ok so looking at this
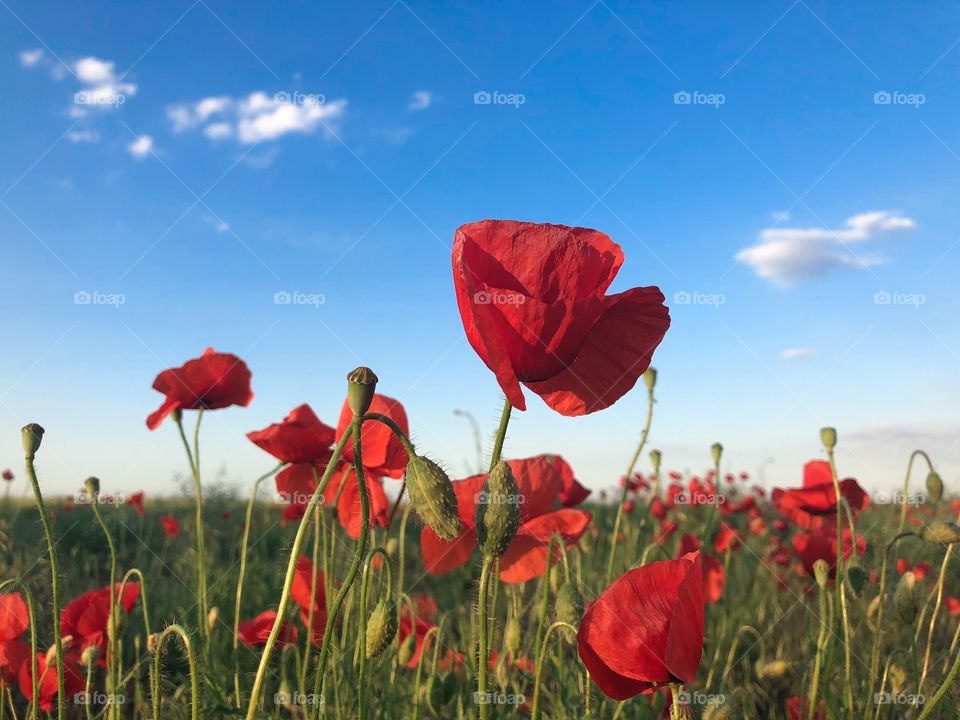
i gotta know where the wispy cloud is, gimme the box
[781,347,815,360]
[19,48,44,67]
[408,90,432,110]
[737,211,916,285]
[67,129,100,144]
[127,134,154,159]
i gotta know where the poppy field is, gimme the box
[3,220,960,720]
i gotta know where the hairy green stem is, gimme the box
[151,625,198,720]
[531,621,577,720]
[358,547,391,719]
[175,410,209,652]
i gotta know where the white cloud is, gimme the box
[127,135,154,159]
[74,57,114,83]
[70,56,136,113]
[737,211,916,285]
[781,347,815,360]
[408,90,432,110]
[19,49,44,67]
[167,91,346,144]
[66,129,100,143]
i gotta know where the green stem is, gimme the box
[530,622,577,720]
[358,547,392,720]
[488,399,512,470]
[476,555,494,720]
[87,488,119,720]
[23,456,64,720]
[807,579,829,720]
[605,386,654,583]
[151,625,198,720]
[867,531,915,705]
[899,450,933,533]
[175,410,208,651]
[918,544,954,696]
[826,448,853,719]
[918,631,960,720]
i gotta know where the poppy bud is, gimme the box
[21,423,45,460]
[81,645,100,668]
[171,407,183,424]
[147,633,160,654]
[894,571,919,624]
[711,443,723,464]
[346,366,378,417]
[475,461,521,558]
[365,599,397,659]
[649,449,662,471]
[926,471,944,502]
[503,616,521,657]
[643,367,657,391]
[813,559,830,588]
[554,581,584,629]
[845,558,868,595]
[84,476,100,500]
[404,455,460,541]
[919,521,960,546]
[207,607,219,634]
[428,672,456,707]
[820,427,837,450]
[756,659,791,681]
[398,631,416,666]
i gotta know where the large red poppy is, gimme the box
[791,526,866,578]
[335,394,409,479]
[247,404,336,467]
[19,652,84,711]
[786,696,826,720]
[291,558,328,646]
[452,220,670,416]
[146,347,253,429]
[0,592,29,686]
[679,534,724,604]
[577,552,704,700]
[772,461,869,530]
[552,455,591,507]
[60,583,140,660]
[238,610,298,647]
[420,455,592,583]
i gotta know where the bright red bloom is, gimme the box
[127,491,145,517]
[578,553,704,700]
[146,347,253,430]
[791,527,866,578]
[335,393,410,479]
[0,593,29,686]
[623,500,636,514]
[679,535,724,604]
[786,696,826,720]
[60,584,140,660]
[420,455,592,583]
[946,597,960,617]
[291,558,328,646]
[238,610,298,647]
[160,516,180,537]
[748,516,767,536]
[772,461,869,529]
[398,611,435,668]
[719,496,756,515]
[1,469,13,482]
[713,523,741,554]
[0,638,29,686]
[649,497,667,519]
[452,220,670,416]
[553,455,591,506]
[19,652,83,711]
[247,404,336,466]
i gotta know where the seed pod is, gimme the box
[820,427,837,450]
[405,455,460,541]
[84,476,100,500]
[365,599,397,659]
[554,581,584,628]
[475,461,521,558]
[649,449,662,472]
[920,521,960,546]
[503,616,520,657]
[813,559,830,588]
[398,631,415,666]
[894,571,919,624]
[346,366,378,416]
[888,663,908,694]
[926,471,944,502]
[21,423,45,459]
[643,367,657,391]
[711,443,723,464]
[845,557,868,595]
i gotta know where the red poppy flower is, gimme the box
[577,552,704,700]
[718,496,756,515]
[649,497,667,519]
[791,527,866,578]
[127,491,145,517]
[896,558,908,574]
[946,597,960,617]
[786,696,826,720]
[0,638,29,686]
[291,558,328,646]
[420,455,592,583]
[19,652,84,711]
[61,584,140,660]
[248,404,337,467]
[414,595,438,621]
[623,500,636,514]
[772,461,869,529]
[553,455,591,507]
[679,535,724,604]
[748,516,767,536]
[898,559,931,581]
[146,347,253,430]
[238,610,298,647]
[1,469,13,482]
[712,523,741,554]
[328,464,391,539]
[335,394,409,479]
[0,592,29,686]
[398,611,436,668]
[452,220,670,416]
[656,519,679,543]
[160,516,180,537]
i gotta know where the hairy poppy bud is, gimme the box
[475,461,521,558]
[346,366,378,416]
[920,521,960,546]
[926,471,944,502]
[820,427,837,450]
[503,616,521,657]
[649,449,662,471]
[554,581,584,628]
[894,571,919,624]
[711,443,723,464]
[643,367,657,391]
[845,557,868,595]
[207,607,219,634]
[84,476,100,500]
[756,659,790,681]
[21,423,45,460]
[672,697,695,719]
[398,631,416,666]
[365,599,397,659]
[813,559,830,588]
[404,455,460,541]
[81,645,100,668]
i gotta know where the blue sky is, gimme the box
[1,0,959,500]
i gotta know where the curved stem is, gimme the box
[233,463,283,707]
[606,386,654,583]
[530,621,577,720]
[720,625,765,686]
[175,410,208,652]
[0,579,39,720]
[899,450,933,533]
[918,630,960,720]
[243,427,353,720]
[534,535,564,670]
[867,531,916,704]
[919,544,954,695]
[151,625,198,720]
[23,456,64,720]
[411,625,441,720]
[807,578,829,720]
[87,490,119,720]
